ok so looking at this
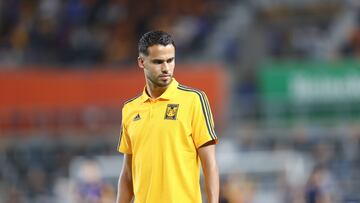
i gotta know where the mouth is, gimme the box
[159,75,171,79]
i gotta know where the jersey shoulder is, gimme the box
[176,83,207,99]
[123,93,142,110]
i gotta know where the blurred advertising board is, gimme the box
[259,60,360,121]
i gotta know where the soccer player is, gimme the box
[116,30,219,203]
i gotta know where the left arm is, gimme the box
[198,141,219,203]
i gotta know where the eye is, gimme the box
[152,60,164,64]
[167,58,174,63]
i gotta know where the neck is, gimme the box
[145,80,170,99]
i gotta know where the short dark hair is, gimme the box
[138,30,175,56]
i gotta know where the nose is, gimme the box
[161,62,169,73]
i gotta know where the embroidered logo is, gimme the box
[133,113,141,121]
[164,104,179,120]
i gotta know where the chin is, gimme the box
[158,80,171,87]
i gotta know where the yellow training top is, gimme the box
[118,78,218,203]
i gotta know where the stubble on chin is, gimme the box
[148,76,170,88]
[159,77,172,87]
[157,80,170,87]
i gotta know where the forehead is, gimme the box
[146,44,175,59]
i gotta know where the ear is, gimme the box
[138,56,145,69]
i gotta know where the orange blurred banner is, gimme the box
[0,65,226,111]
[0,65,227,131]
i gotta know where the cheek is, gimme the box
[170,64,175,72]
[146,65,159,75]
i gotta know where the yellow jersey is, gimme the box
[118,78,218,203]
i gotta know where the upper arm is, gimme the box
[121,154,132,179]
[198,142,217,169]
[117,154,133,203]
[198,142,219,203]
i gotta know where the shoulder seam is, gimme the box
[177,84,202,93]
[177,84,217,140]
[124,93,142,105]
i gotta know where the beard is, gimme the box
[148,74,172,88]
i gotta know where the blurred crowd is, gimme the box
[0,0,225,67]
[0,137,115,203]
[1,124,359,202]
[218,123,360,203]
[2,0,360,67]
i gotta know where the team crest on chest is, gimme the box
[164,104,179,120]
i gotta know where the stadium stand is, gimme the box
[1,0,360,202]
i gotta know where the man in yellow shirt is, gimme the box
[116,30,219,203]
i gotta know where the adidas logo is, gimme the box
[133,113,141,121]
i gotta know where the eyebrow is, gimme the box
[151,57,175,64]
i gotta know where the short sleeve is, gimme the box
[117,108,132,154]
[191,91,218,148]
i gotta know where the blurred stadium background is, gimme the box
[1,0,360,202]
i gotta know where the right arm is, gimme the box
[116,154,134,203]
